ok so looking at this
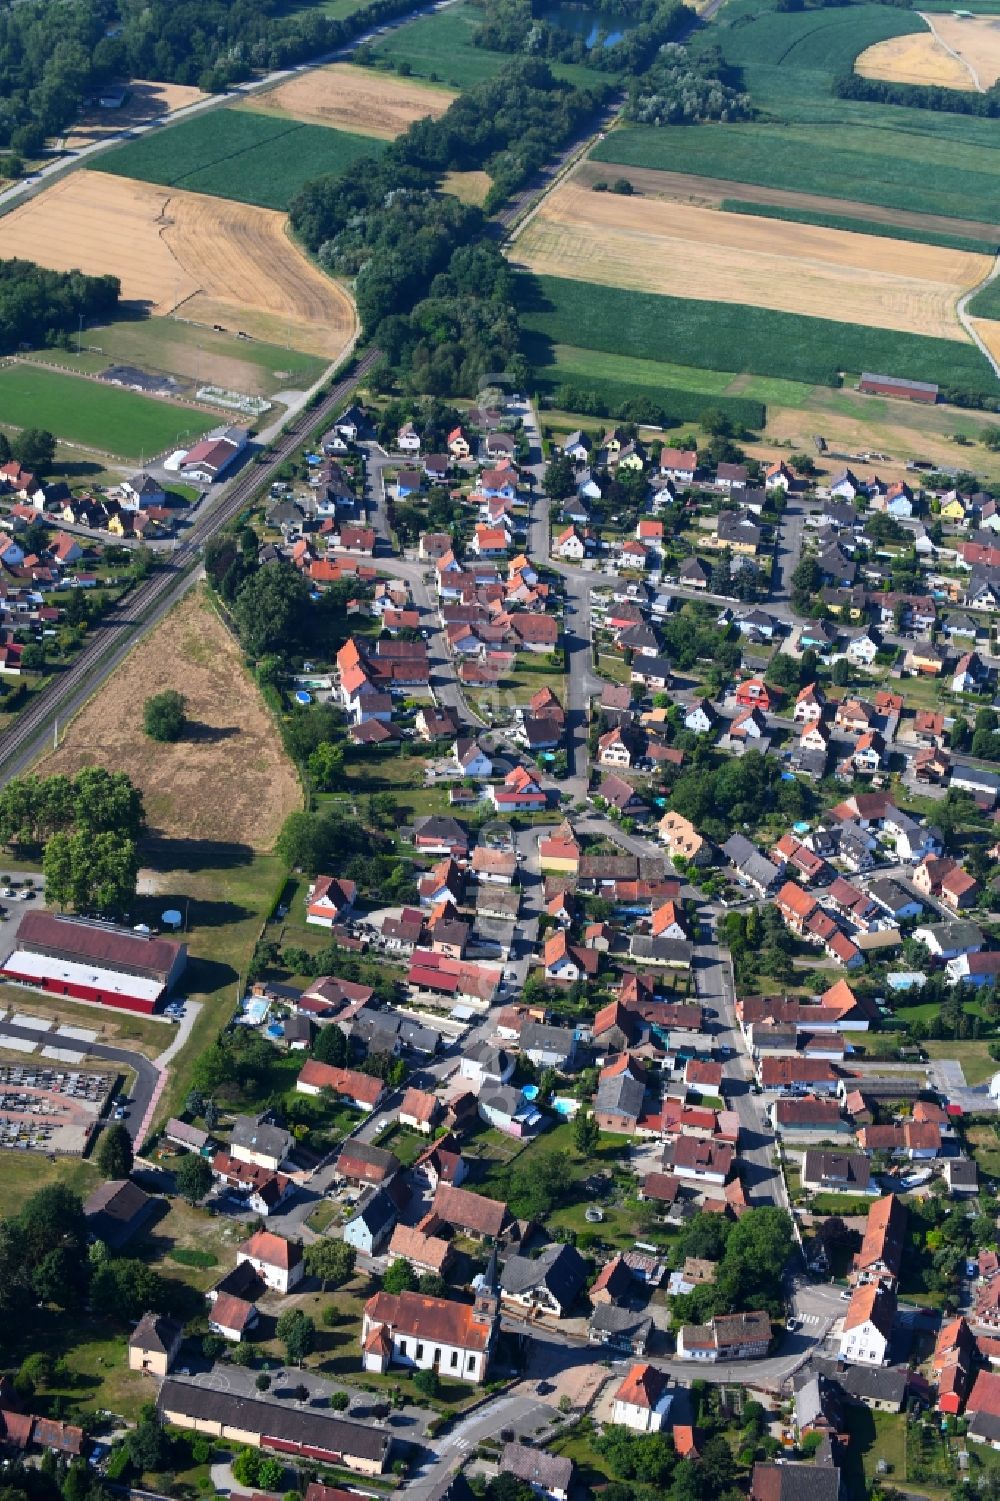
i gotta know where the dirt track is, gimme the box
[517,178,988,341]
[924,12,1000,89]
[573,159,1000,239]
[0,171,356,360]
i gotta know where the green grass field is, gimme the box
[0,363,215,458]
[593,119,1000,222]
[714,0,921,78]
[720,199,998,256]
[520,273,999,395]
[362,1,600,88]
[28,315,328,399]
[94,108,384,211]
[968,277,1000,321]
[523,333,769,426]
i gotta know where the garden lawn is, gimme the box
[94,108,385,211]
[363,1,599,88]
[924,1039,996,1085]
[520,273,998,394]
[0,363,214,459]
[966,1123,1000,1177]
[842,1407,908,1494]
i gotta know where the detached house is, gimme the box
[236,1231,304,1294]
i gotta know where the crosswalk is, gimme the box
[796,1313,824,1327]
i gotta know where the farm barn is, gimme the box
[859,372,939,403]
[0,911,187,1014]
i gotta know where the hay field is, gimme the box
[0,171,356,360]
[36,590,301,850]
[442,170,492,205]
[244,63,455,138]
[514,180,988,341]
[922,12,1000,87]
[855,28,975,87]
[63,80,206,151]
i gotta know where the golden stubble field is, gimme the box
[242,63,455,137]
[62,80,207,150]
[921,12,1000,89]
[0,171,356,360]
[513,179,990,341]
[35,590,301,850]
[855,27,974,88]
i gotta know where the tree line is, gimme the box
[835,68,1000,117]
[289,59,607,372]
[0,260,119,356]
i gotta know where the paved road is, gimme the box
[405,1392,555,1501]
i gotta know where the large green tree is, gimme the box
[95,1123,134,1180]
[232,563,310,659]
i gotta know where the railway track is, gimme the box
[0,347,382,784]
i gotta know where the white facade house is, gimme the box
[839,1284,894,1366]
[235,1230,304,1294]
[611,1363,673,1432]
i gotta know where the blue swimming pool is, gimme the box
[295,690,312,705]
[266,1022,285,1039]
[551,1097,577,1118]
[521,1084,539,1101]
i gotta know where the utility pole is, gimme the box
[77,314,84,356]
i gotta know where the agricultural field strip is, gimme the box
[519,272,998,392]
[0,172,356,362]
[514,180,988,341]
[92,106,384,212]
[592,119,1000,223]
[240,62,456,138]
[572,160,1000,244]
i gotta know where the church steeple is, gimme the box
[474,1246,499,1324]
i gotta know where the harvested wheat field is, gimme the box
[35,590,301,849]
[855,28,974,88]
[971,317,1000,367]
[0,171,356,360]
[920,12,1000,89]
[63,80,207,151]
[243,63,455,138]
[514,180,989,340]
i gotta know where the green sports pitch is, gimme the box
[0,364,215,460]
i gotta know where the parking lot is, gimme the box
[0,1062,114,1153]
